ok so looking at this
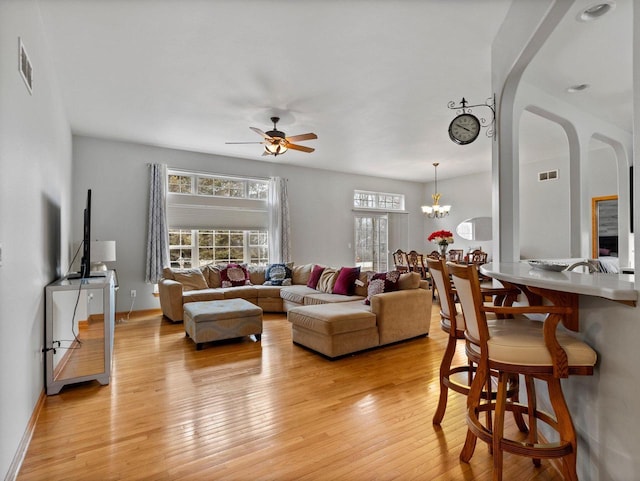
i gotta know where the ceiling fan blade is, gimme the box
[286,132,317,142]
[225,141,265,144]
[250,127,273,140]
[286,143,315,153]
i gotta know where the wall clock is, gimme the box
[448,113,481,145]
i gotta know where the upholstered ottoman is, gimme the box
[184,299,263,350]
[287,303,378,358]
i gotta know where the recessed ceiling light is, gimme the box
[577,1,615,22]
[567,84,590,93]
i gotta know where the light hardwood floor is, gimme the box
[18,305,563,481]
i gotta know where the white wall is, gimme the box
[72,135,427,312]
[0,1,72,478]
[519,153,571,259]
[423,171,493,256]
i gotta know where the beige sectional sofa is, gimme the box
[158,263,432,357]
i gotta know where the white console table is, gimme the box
[44,271,115,395]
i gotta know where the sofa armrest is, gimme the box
[158,279,184,322]
[370,288,432,345]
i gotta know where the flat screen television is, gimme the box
[79,189,92,279]
[68,189,92,279]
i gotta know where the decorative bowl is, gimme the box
[528,260,569,272]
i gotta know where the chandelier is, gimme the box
[421,162,451,218]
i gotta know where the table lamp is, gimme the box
[90,240,116,272]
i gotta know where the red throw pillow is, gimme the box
[220,263,251,287]
[307,264,326,289]
[333,266,361,295]
[364,270,400,305]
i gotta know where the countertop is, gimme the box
[480,262,637,304]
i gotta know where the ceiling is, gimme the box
[37,0,631,183]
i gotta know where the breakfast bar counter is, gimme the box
[481,262,637,306]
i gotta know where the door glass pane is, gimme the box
[354,214,388,272]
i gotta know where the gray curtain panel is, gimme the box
[145,163,170,283]
[268,177,291,263]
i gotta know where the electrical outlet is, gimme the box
[130,289,136,298]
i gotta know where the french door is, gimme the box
[354,213,388,272]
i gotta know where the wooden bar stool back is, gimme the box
[427,258,522,427]
[448,262,597,481]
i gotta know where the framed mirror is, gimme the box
[456,217,492,241]
[591,195,618,258]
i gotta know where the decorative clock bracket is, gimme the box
[447,95,496,140]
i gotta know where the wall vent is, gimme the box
[19,37,33,94]
[538,169,558,182]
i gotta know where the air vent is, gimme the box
[538,169,559,182]
[19,37,33,94]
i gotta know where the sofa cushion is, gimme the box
[254,284,283,298]
[304,293,366,305]
[182,288,225,303]
[264,263,293,286]
[201,264,222,288]
[354,270,371,297]
[398,271,421,290]
[220,263,251,287]
[292,263,313,285]
[247,265,266,285]
[163,267,175,280]
[333,266,361,296]
[317,268,339,293]
[306,264,325,289]
[288,304,376,336]
[364,270,401,305]
[280,285,318,304]
[219,286,258,300]
[172,268,209,291]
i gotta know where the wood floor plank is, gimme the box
[17,308,563,480]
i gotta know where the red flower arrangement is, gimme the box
[428,230,454,246]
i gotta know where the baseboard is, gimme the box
[115,308,162,321]
[4,389,46,481]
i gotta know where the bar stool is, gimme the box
[448,262,597,481]
[427,258,523,427]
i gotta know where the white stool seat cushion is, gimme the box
[468,321,597,367]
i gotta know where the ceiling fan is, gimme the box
[226,117,317,156]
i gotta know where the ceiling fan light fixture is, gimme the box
[577,1,615,22]
[265,142,288,156]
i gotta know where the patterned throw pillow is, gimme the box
[364,270,401,305]
[332,266,361,296]
[220,263,251,287]
[263,263,293,286]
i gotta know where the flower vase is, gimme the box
[439,243,448,258]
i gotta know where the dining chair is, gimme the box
[406,250,427,279]
[427,258,522,427]
[447,249,464,263]
[448,262,597,481]
[427,250,441,260]
[392,249,410,272]
[469,249,488,265]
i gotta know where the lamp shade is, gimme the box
[90,240,116,271]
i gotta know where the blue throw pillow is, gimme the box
[264,263,292,286]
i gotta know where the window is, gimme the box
[167,170,270,267]
[353,190,404,211]
[168,172,268,200]
[169,229,268,268]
